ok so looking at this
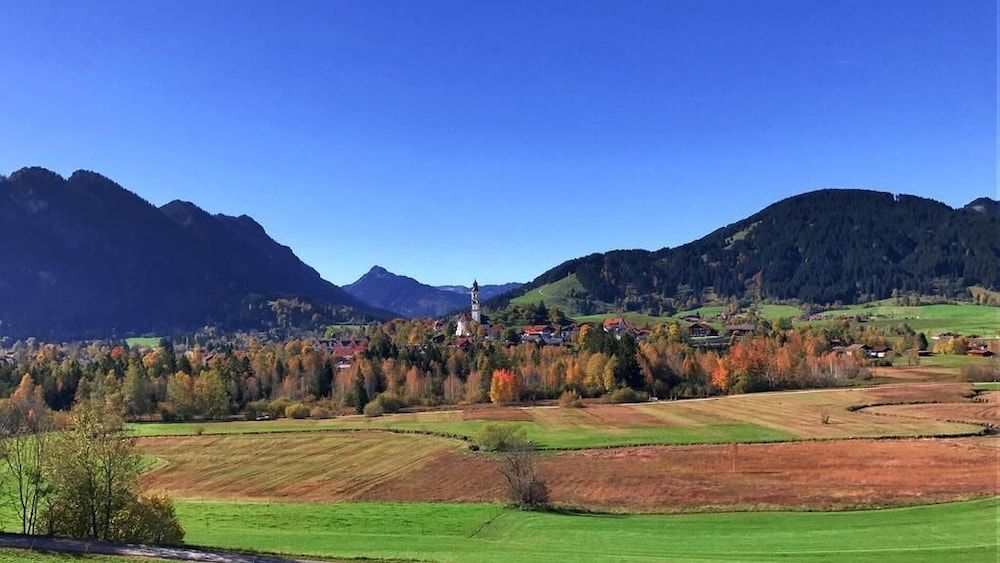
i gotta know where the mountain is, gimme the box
[499,189,1000,314]
[436,282,522,301]
[0,167,382,339]
[344,266,471,318]
[964,197,1000,216]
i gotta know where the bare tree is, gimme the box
[498,444,549,509]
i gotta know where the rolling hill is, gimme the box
[0,167,382,339]
[497,190,1000,315]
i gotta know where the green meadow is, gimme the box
[174,497,999,562]
[130,417,794,449]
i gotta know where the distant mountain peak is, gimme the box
[964,197,1000,216]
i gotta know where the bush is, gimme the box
[363,400,385,418]
[558,390,585,408]
[605,387,649,404]
[109,494,185,545]
[309,405,333,419]
[268,397,292,418]
[192,425,205,436]
[477,422,529,452]
[963,362,1000,382]
[244,399,271,420]
[373,392,406,413]
[499,448,549,510]
[285,403,310,419]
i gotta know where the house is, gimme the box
[523,325,554,338]
[726,323,754,338]
[682,314,702,323]
[688,321,718,338]
[867,346,893,359]
[968,349,995,358]
[603,317,629,334]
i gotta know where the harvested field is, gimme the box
[462,408,531,421]
[139,431,459,501]
[867,398,1000,428]
[139,432,999,512]
[132,383,987,448]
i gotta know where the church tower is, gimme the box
[471,280,481,323]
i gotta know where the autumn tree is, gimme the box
[0,374,53,534]
[489,369,519,405]
[43,400,184,543]
[193,370,230,420]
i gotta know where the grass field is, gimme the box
[509,274,586,311]
[124,336,162,348]
[131,384,985,447]
[974,382,1000,390]
[824,303,998,336]
[0,551,160,562]
[173,497,999,562]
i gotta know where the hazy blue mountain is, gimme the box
[0,167,382,339]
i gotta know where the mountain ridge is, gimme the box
[497,189,1000,314]
[0,167,383,339]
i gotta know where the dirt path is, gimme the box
[0,533,322,562]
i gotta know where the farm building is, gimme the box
[688,321,718,338]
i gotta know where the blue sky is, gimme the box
[0,0,995,286]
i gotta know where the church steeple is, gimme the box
[470,280,481,323]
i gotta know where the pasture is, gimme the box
[823,302,998,336]
[173,497,999,562]
[131,383,987,447]
[124,336,162,348]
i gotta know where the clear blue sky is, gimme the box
[1,0,995,286]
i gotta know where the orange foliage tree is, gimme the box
[489,368,519,405]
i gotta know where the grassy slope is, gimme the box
[176,498,999,562]
[825,303,998,336]
[509,274,586,312]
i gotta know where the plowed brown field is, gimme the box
[140,431,999,512]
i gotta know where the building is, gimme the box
[688,321,718,338]
[456,280,486,337]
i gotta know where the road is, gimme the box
[0,533,323,562]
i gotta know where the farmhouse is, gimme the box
[726,323,754,338]
[603,317,629,335]
[688,321,718,338]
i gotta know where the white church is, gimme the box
[455,280,484,337]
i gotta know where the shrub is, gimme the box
[963,362,1000,382]
[192,425,205,436]
[109,494,185,545]
[499,448,549,510]
[477,422,529,452]
[309,405,332,419]
[373,392,405,413]
[605,387,649,404]
[284,403,310,419]
[558,390,585,408]
[244,399,271,420]
[363,400,385,418]
[268,397,292,418]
